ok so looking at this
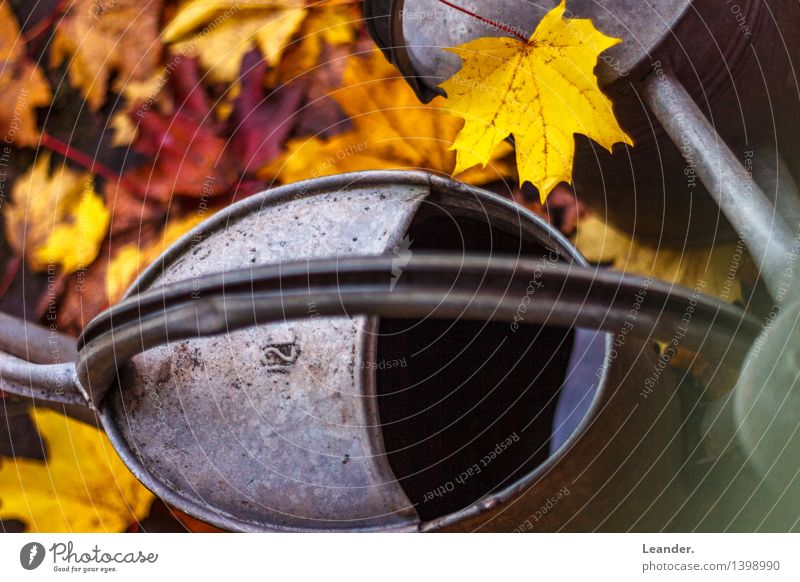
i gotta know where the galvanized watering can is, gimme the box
[2,0,800,531]
[1,170,783,532]
[365,0,800,246]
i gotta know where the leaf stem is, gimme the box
[39,132,144,195]
[0,255,21,301]
[23,0,69,49]
[40,132,117,183]
[34,271,67,322]
[433,0,529,42]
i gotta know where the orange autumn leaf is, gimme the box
[265,51,515,185]
[162,0,360,83]
[0,4,52,146]
[51,0,164,111]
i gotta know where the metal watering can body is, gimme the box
[2,171,754,532]
[366,0,800,246]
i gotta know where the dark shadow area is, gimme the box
[376,203,575,520]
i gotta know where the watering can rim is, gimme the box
[122,170,589,300]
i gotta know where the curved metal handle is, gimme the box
[642,66,799,301]
[75,252,760,409]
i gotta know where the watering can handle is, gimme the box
[642,66,799,300]
[71,252,760,409]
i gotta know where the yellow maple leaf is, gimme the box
[441,0,632,201]
[0,408,154,532]
[264,52,515,185]
[34,189,111,274]
[163,0,358,83]
[51,0,164,111]
[4,154,110,274]
[573,214,751,303]
[0,3,52,146]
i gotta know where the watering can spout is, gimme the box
[0,352,85,406]
[642,67,799,302]
[642,69,800,511]
[0,313,98,425]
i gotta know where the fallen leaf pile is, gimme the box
[163,0,360,83]
[264,52,515,184]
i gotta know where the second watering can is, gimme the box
[365,0,800,246]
